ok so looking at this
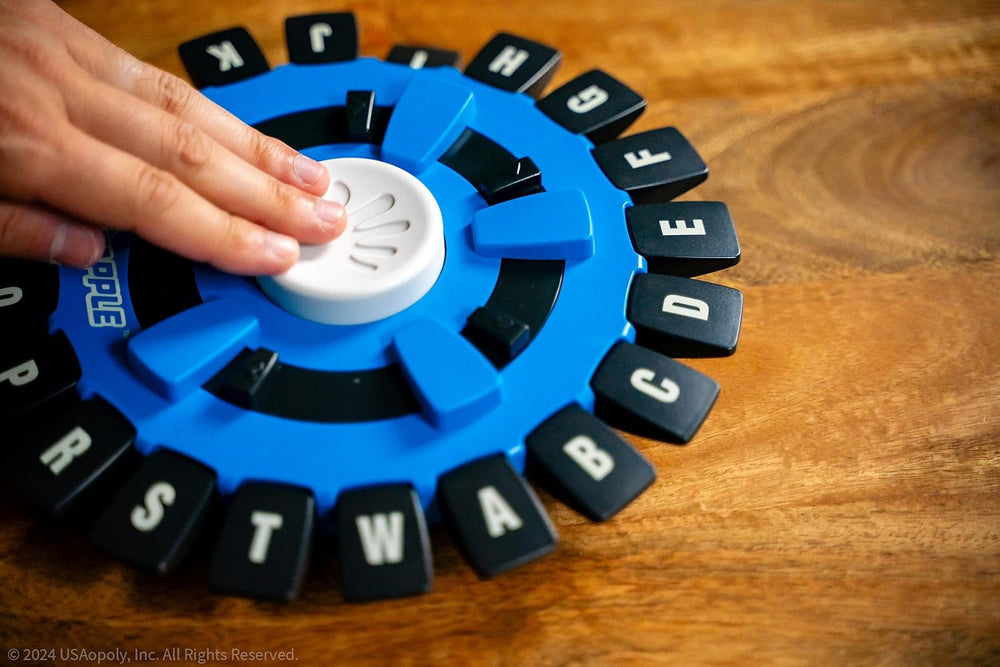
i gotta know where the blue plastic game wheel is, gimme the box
[0,13,743,602]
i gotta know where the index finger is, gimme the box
[44,125,300,275]
[55,16,331,197]
[127,67,333,196]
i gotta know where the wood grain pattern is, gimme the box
[3,0,998,664]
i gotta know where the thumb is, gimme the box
[0,202,105,267]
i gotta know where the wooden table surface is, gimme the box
[2,0,998,664]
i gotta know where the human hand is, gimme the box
[0,0,346,275]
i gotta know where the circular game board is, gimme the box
[0,12,743,602]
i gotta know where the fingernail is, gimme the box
[293,154,326,186]
[264,231,299,265]
[315,198,346,233]
[49,222,105,267]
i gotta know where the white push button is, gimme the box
[257,158,445,325]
